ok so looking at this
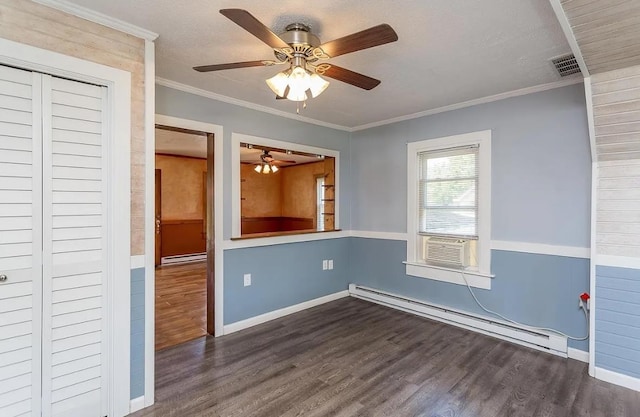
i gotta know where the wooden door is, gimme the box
[0,65,42,417]
[155,169,162,266]
[206,133,215,335]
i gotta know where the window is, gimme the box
[406,130,492,289]
[418,145,479,269]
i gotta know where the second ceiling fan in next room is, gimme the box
[194,9,398,111]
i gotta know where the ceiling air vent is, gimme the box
[551,54,581,77]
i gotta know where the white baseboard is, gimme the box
[595,367,640,392]
[130,396,145,413]
[567,347,589,363]
[223,290,349,334]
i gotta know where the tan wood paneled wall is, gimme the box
[591,66,640,161]
[156,155,207,221]
[561,0,640,74]
[590,65,640,257]
[0,0,147,254]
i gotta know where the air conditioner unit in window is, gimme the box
[423,237,470,268]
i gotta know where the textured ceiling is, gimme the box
[155,128,206,158]
[69,0,574,128]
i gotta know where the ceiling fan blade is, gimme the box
[319,65,381,90]
[273,160,296,165]
[316,24,398,58]
[220,9,290,49]
[193,60,271,72]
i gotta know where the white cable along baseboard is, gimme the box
[349,284,568,357]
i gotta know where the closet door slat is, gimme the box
[41,74,107,417]
[0,65,41,417]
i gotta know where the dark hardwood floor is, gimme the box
[135,297,640,417]
[155,261,207,350]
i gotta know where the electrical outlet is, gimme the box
[243,273,251,287]
[322,260,328,270]
[328,260,334,270]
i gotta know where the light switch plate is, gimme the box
[322,260,328,270]
[328,260,334,270]
[243,273,251,287]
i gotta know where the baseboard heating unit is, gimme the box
[349,284,568,357]
[161,253,207,265]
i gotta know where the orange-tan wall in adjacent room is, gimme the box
[156,155,207,221]
[280,161,325,221]
[241,164,282,217]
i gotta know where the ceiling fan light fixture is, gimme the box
[254,164,262,173]
[267,64,329,102]
[266,72,289,97]
[309,73,330,98]
[263,164,271,174]
[286,87,308,102]
[271,164,279,173]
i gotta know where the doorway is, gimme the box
[153,125,215,350]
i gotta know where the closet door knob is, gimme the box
[0,274,7,282]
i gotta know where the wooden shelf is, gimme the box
[321,198,334,201]
[322,184,334,188]
[322,212,335,215]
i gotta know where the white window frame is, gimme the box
[231,133,340,239]
[406,130,493,289]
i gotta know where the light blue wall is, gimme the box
[350,84,592,248]
[143,83,593,404]
[595,265,640,379]
[130,267,145,399]
[224,238,350,324]
[349,238,590,350]
[347,84,592,353]
[156,85,352,239]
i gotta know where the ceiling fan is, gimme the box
[249,150,296,174]
[194,9,398,106]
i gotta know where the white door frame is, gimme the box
[0,38,132,416]
[148,114,224,400]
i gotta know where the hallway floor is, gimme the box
[155,261,207,350]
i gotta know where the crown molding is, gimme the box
[155,77,351,132]
[32,0,159,41]
[350,77,584,131]
[157,76,583,134]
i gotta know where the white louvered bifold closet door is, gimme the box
[0,64,108,417]
[41,75,107,417]
[0,65,42,417]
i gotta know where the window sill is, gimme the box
[403,261,493,290]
